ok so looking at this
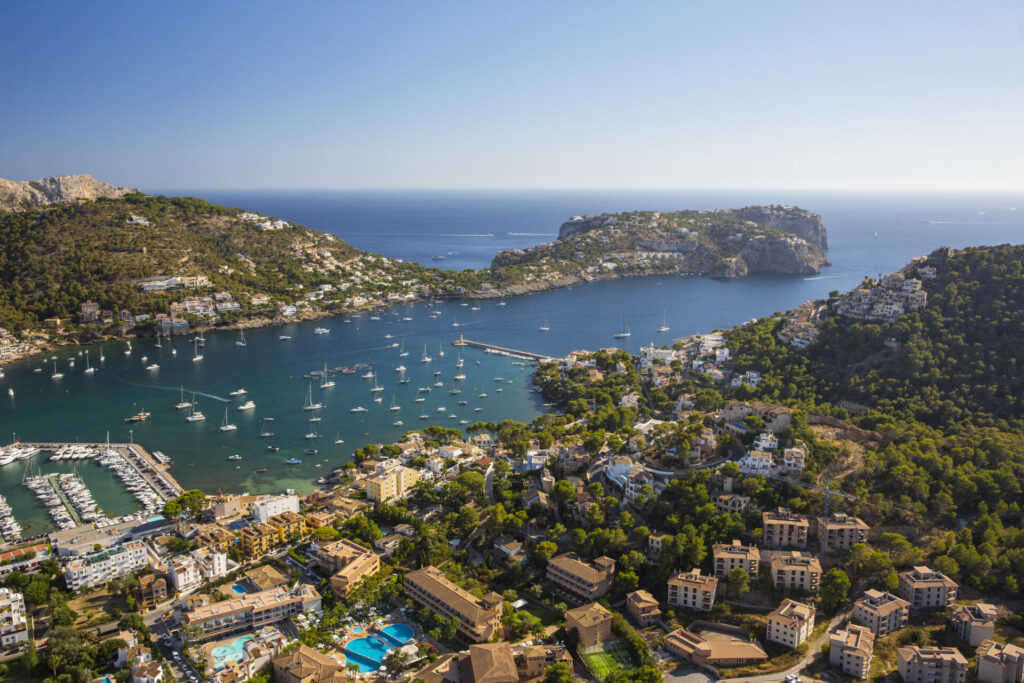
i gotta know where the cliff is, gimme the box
[0,174,136,212]
[725,205,829,249]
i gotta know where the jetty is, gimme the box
[451,334,554,363]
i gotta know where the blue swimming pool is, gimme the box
[351,626,364,634]
[230,583,247,594]
[211,636,254,670]
[343,623,415,673]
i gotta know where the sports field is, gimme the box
[583,644,637,680]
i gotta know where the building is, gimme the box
[0,588,29,648]
[829,625,875,678]
[365,464,420,502]
[244,564,289,592]
[169,555,202,593]
[950,603,997,647]
[663,628,768,667]
[771,554,822,593]
[404,566,502,642]
[767,599,815,649]
[898,566,958,609]
[626,589,661,627]
[266,511,308,542]
[64,541,147,591]
[713,493,751,515]
[193,548,229,581]
[564,602,614,648]
[251,495,300,523]
[712,540,760,579]
[545,553,615,602]
[975,640,1024,683]
[817,513,870,552]
[310,539,380,599]
[762,508,810,548]
[180,584,322,642]
[854,589,911,636]
[240,522,278,557]
[446,642,520,683]
[272,643,345,683]
[667,568,718,612]
[512,643,572,680]
[137,574,167,612]
[647,532,669,560]
[897,647,968,683]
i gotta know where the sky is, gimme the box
[1,1,1022,191]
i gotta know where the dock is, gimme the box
[451,335,554,363]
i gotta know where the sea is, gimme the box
[1,189,1022,534]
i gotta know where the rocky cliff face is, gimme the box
[0,174,136,212]
[739,235,831,275]
[557,214,619,240]
[726,205,829,249]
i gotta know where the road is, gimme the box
[152,617,201,683]
[483,462,495,504]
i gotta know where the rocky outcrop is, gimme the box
[726,205,829,249]
[739,235,830,275]
[557,214,618,239]
[0,174,136,212]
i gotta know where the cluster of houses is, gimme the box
[239,211,290,231]
[835,272,928,323]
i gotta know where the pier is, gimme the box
[451,335,555,363]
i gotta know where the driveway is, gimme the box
[664,668,716,683]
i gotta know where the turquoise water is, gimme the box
[379,623,414,647]
[351,626,363,634]
[230,584,247,594]
[211,636,254,669]
[344,623,414,672]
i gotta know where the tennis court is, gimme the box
[583,644,637,680]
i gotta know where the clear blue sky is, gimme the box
[2,1,1022,191]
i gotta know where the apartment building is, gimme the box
[310,539,380,599]
[713,493,751,515]
[404,566,502,642]
[667,568,718,612]
[664,628,768,667]
[193,548,229,581]
[771,554,822,593]
[565,602,615,647]
[975,640,1024,683]
[137,574,167,612]
[251,495,300,523]
[950,603,997,647]
[898,566,958,609]
[0,588,29,648]
[272,643,343,683]
[767,599,816,649]
[365,464,420,502]
[818,513,870,552]
[897,647,968,683]
[762,508,810,548]
[240,522,278,557]
[712,540,760,579]
[180,584,322,642]
[64,541,147,591]
[546,553,615,602]
[626,589,662,627]
[266,511,308,543]
[169,554,202,593]
[647,532,669,560]
[854,589,911,636]
[829,625,875,678]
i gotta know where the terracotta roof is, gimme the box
[548,553,614,583]
[405,567,498,625]
[245,564,288,591]
[565,602,613,628]
[769,599,815,627]
[461,642,520,683]
[273,644,344,681]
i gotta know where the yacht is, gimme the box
[320,362,335,389]
[192,338,203,362]
[185,393,205,422]
[303,382,323,411]
[456,353,464,368]
[195,334,205,346]
[350,406,367,413]
[390,396,400,411]
[395,365,406,373]
[497,298,507,307]
[479,393,488,398]
[83,352,95,375]
[237,400,255,411]
[613,312,631,338]
[228,454,242,461]
[436,406,446,413]
[145,363,159,371]
[279,335,292,340]
[421,345,432,363]
[124,341,132,356]
[451,317,460,328]
[458,400,468,405]
[236,330,247,347]
[370,373,383,392]
[449,388,461,395]
[658,310,670,333]
[419,414,429,419]
[415,397,426,402]
[334,432,344,444]
[539,316,550,332]
[219,407,238,432]
[303,449,318,455]
[229,388,248,397]
[398,338,409,357]
[124,410,151,423]
[393,420,403,426]
[259,417,274,438]
[51,360,64,380]
[266,446,279,452]
[305,419,320,439]
[154,332,162,348]
[314,327,329,335]
[438,343,445,358]
[454,373,466,381]
[286,457,302,465]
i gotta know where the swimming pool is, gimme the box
[230,583,248,594]
[343,623,415,673]
[351,626,364,634]
[211,636,254,670]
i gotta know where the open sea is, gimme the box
[1,189,1022,533]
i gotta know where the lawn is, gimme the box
[522,602,562,628]
[68,584,128,629]
[583,644,637,681]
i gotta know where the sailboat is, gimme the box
[219,407,237,432]
[192,338,203,362]
[303,382,323,411]
[439,343,445,358]
[334,431,344,445]
[421,345,432,363]
[613,312,631,339]
[320,362,335,389]
[451,316,460,328]
[370,373,383,392]
[538,316,550,332]
[658,311,670,333]
[259,417,275,438]
[124,341,132,356]
[497,297,507,307]
[390,396,400,411]
[83,351,95,374]
[305,418,320,440]
[398,338,409,357]
[51,360,64,380]
[398,367,409,384]
[154,331,162,348]
[185,393,205,422]
[456,352,464,369]
[236,330,247,347]
[174,386,192,410]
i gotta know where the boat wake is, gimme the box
[802,275,839,281]
[437,233,494,238]
[507,232,556,236]
[110,375,230,402]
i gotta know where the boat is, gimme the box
[350,406,367,413]
[303,382,323,411]
[236,330,247,347]
[421,345,432,363]
[369,314,381,321]
[449,389,461,395]
[140,355,147,363]
[384,332,392,339]
[146,363,159,371]
[195,334,205,346]
[7,389,12,397]
[228,454,242,461]
[304,449,318,455]
[494,376,504,381]
[395,365,406,373]
[436,406,446,413]
[431,254,446,261]
[124,341,132,356]
[279,335,291,340]
[393,420,403,426]
[454,373,466,381]
[613,312,631,338]
[474,407,484,412]
[390,396,400,411]
[237,400,255,411]
[320,362,335,389]
[286,457,302,465]
[334,432,344,444]
[458,400,468,405]
[460,419,469,425]
[479,393,488,398]
[539,316,550,332]
[174,386,192,410]
[259,417,274,438]
[314,327,329,335]
[305,419,320,439]
[451,317,460,328]
[256,468,267,473]
[51,360,64,380]
[439,343,445,358]
[398,338,409,357]
[229,388,247,397]
[419,414,429,419]
[370,373,383,392]
[219,407,237,432]
[658,310,670,333]
[497,298,507,307]
[456,353,464,368]
[185,393,205,422]
[124,410,151,423]
[192,338,203,362]
[83,352,95,375]
[266,445,279,452]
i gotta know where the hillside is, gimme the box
[0,174,135,212]
[493,206,830,281]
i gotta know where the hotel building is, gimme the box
[404,566,502,642]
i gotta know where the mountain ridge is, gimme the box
[0,174,136,212]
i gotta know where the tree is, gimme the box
[23,578,49,605]
[820,568,852,612]
[725,567,751,599]
[312,526,340,542]
[552,480,575,506]
[532,541,558,564]
[544,661,573,683]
